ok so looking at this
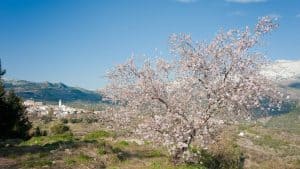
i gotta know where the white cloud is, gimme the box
[175,0,197,3]
[268,13,282,19]
[226,0,267,4]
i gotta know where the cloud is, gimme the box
[267,13,282,19]
[226,0,267,4]
[175,0,197,3]
[296,14,300,18]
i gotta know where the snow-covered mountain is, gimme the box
[261,60,300,99]
[261,60,300,80]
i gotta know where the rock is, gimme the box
[64,148,72,155]
[238,132,245,137]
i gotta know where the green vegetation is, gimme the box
[265,106,300,135]
[0,104,299,169]
[30,126,47,137]
[50,123,70,135]
[60,118,68,124]
[83,130,112,141]
[149,162,205,169]
[116,140,130,147]
[65,152,93,166]
[21,133,74,146]
[69,118,83,123]
[22,153,53,168]
[253,134,288,149]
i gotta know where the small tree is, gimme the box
[103,16,285,163]
[0,59,32,139]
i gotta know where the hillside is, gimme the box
[0,105,299,169]
[3,79,102,103]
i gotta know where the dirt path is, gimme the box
[0,157,17,169]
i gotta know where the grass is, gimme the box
[97,139,111,155]
[64,152,93,166]
[234,106,300,169]
[253,134,288,149]
[1,106,300,169]
[116,140,130,147]
[23,158,52,168]
[20,133,74,146]
[83,130,113,141]
[150,162,206,169]
[21,152,53,168]
[265,106,300,135]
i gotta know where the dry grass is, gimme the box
[1,107,299,169]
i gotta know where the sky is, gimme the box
[0,0,299,90]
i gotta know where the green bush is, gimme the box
[84,118,98,123]
[50,123,70,135]
[207,139,245,169]
[97,141,108,155]
[112,147,122,153]
[60,118,68,124]
[69,118,83,123]
[30,126,47,137]
[41,115,52,124]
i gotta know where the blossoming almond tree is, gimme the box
[103,16,285,164]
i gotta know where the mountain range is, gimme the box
[2,60,299,104]
[3,79,102,103]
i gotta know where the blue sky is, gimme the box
[0,0,299,89]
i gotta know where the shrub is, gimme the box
[60,118,68,124]
[112,147,122,154]
[208,138,245,169]
[85,118,98,123]
[97,141,109,155]
[50,123,70,135]
[30,126,47,137]
[69,118,82,123]
[41,115,52,124]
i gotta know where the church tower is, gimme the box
[59,99,62,107]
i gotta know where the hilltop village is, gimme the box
[24,100,97,117]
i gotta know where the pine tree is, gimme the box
[0,58,6,98]
[0,59,32,139]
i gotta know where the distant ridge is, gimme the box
[3,79,102,103]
